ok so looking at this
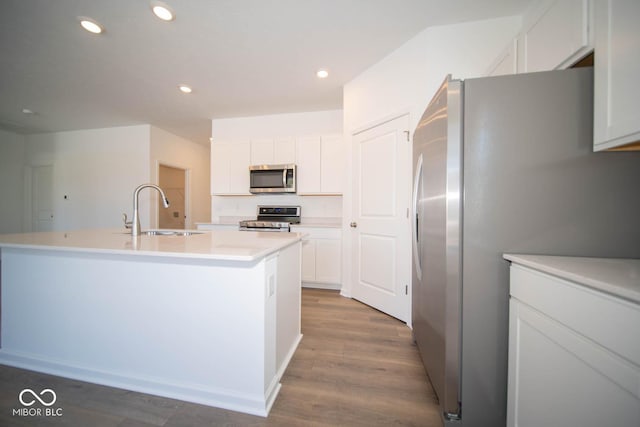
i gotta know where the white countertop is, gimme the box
[0,229,303,262]
[504,254,640,304]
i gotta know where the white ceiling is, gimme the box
[0,0,533,144]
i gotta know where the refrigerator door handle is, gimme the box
[412,153,423,280]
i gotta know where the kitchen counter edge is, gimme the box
[504,254,640,304]
[0,229,303,263]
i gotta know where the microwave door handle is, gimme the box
[282,169,287,188]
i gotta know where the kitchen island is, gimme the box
[0,229,303,416]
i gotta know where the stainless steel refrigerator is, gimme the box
[411,68,640,426]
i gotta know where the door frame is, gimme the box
[154,161,190,229]
[341,110,412,323]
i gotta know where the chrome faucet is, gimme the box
[131,184,170,236]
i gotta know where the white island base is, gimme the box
[0,231,302,417]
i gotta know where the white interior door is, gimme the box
[32,165,54,232]
[351,115,410,321]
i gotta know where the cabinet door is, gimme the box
[274,138,296,164]
[212,140,250,195]
[594,0,640,150]
[296,136,321,194]
[522,0,592,72]
[229,141,251,194]
[250,139,274,165]
[320,135,344,194]
[301,239,316,282]
[508,298,640,427]
[315,239,342,284]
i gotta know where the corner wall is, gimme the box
[24,125,151,231]
[150,126,211,229]
[344,16,522,136]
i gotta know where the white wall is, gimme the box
[344,16,522,135]
[212,110,343,141]
[341,16,522,298]
[0,129,26,233]
[25,125,150,231]
[150,126,211,229]
[210,110,343,220]
[211,194,342,220]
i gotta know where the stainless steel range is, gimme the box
[239,205,301,232]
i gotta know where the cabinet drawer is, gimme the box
[510,265,640,366]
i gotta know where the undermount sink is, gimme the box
[142,230,203,236]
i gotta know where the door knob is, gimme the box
[350,222,357,228]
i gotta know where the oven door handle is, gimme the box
[282,169,287,188]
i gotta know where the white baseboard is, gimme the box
[302,282,341,291]
[0,350,274,417]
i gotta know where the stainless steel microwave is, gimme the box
[249,164,296,194]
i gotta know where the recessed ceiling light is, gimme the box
[178,85,192,94]
[22,108,34,115]
[316,69,329,79]
[151,1,175,21]
[78,17,104,34]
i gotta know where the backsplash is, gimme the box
[211,194,342,220]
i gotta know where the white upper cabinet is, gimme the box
[250,138,296,165]
[295,136,321,194]
[296,135,344,195]
[210,130,343,196]
[593,0,640,151]
[274,138,296,164]
[250,138,273,165]
[211,140,251,195]
[520,0,593,72]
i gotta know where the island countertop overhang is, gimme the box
[0,229,303,262]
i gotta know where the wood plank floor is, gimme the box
[0,289,442,426]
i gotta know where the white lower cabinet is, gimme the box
[294,226,341,289]
[507,261,640,427]
[301,238,316,282]
[314,239,341,284]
